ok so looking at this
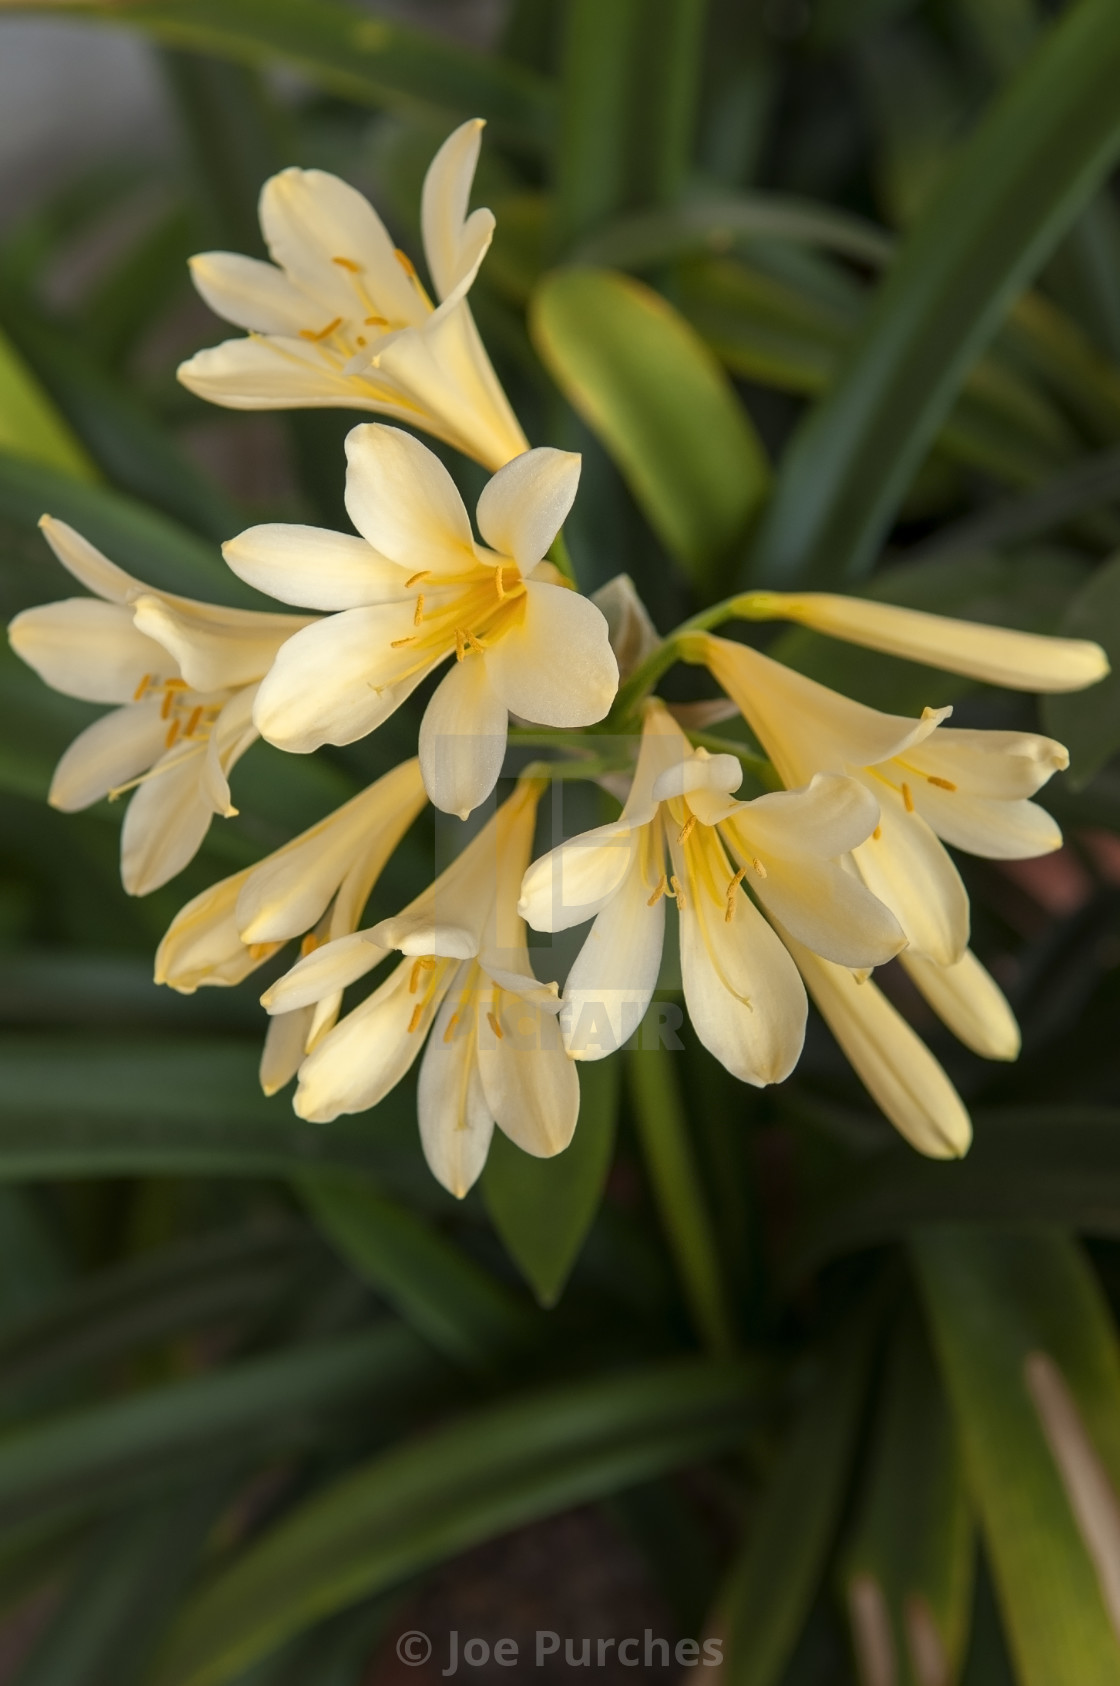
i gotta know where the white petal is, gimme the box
[906,727,1069,798]
[417,980,495,1197]
[189,252,316,336]
[419,654,509,818]
[900,949,1020,1060]
[251,605,431,753]
[130,594,307,693]
[38,516,144,602]
[652,751,742,807]
[475,448,581,569]
[757,591,1109,693]
[343,424,474,572]
[259,1007,315,1097]
[478,981,579,1158]
[262,931,386,1014]
[484,581,618,727]
[699,635,949,787]
[9,600,169,703]
[562,858,666,1058]
[421,118,490,302]
[911,788,1062,860]
[373,302,529,472]
[751,856,905,969]
[236,759,426,944]
[852,783,970,965]
[591,573,661,682]
[177,336,380,410]
[294,959,447,1123]
[120,745,213,896]
[49,698,166,812]
[154,868,261,993]
[673,832,806,1086]
[200,687,257,818]
[222,524,410,610]
[258,168,422,327]
[519,822,639,933]
[727,772,881,860]
[784,930,972,1157]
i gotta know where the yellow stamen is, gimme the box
[184,705,204,738]
[132,673,152,702]
[678,814,698,845]
[332,256,362,272]
[390,635,415,648]
[464,628,487,656]
[902,782,914,813]
[413,594,425,625]
[408,956,435,995]
[164,718,181,749]
[394,248,419,280]
[365,313,389,327]
[753,857,767,878]
[494,567,507,601]
[300,317,343,343]
[927,775,957,791]
[160,691,174,719]
[873,825,882,841]
[248,943,275,962]
[647,874,668,907]
[164,678,189,690]
[443,1012,460,1044]
[300,933,320,958]
[670,875,686,911]
[407,1004,424,1034]
[356,335,367,348]
[725,865,747,923]
[487,1010,504,1040]
[455,628,466,662]
[405,570,430,587]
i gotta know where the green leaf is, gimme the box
[748,0,1120,586]
[531,267,770,591]
[574,195,894,271]
[0,323,97,483]
[0,1324,441,1533]
[840,1312,974,1686]
[1042,553,1120,787]
[148,1357,761,1686]
[0,0,553,154]
[482,1056,618,1307]
[298,1175,527,1372]
[627,1044,738,1356]
[913,1227,1120,1686]
[716,1305,879,1686]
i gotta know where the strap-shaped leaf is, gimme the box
[0,323,96,483]
[148,1358,762,1686]
[531,267,770,592]
[913,1226,1120,1686]
[0,0,553,152]
[747,0,1120,586]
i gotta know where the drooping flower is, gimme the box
[689,634,1069,968]
[263,780,578,1198]
[7,517,311,895]
[223,424,618,818]
[155,759,427,1095]
[732,589,1108,692]
[178,119,527,471]
[518,703,904,1085]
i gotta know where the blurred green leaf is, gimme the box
[1043,554,1120,787]
[0,0,554,153]
[914,1227,1120,1686]
[0,323,97,483]
[149,1357,761,1686]
[299,1174,527,1372]
[531,267,770,591]
[841,1312,974,1686]
[483,1057,618,1308]
[575,195,893,271]
[748,0,1120,585]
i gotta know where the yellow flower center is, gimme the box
[378,562,528,691]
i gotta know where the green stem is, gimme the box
[607,591,778,728]
[548,529,578,586]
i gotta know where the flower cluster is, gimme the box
[9,120,1109,1193]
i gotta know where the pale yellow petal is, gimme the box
[417,979,495,1197]
[38,516,144,603]
[420,118,491,303]
[477,980,579,1158]
[519,822,638,933]
[262,931,386,1014]
[155,867,260,993]
[259,1007,315,1097]
[10,600,169,704]
[419,654,509,819]
[120,745,213,897]
[342,423,475,573]
[48,699,166,812]
[294,958,448,1123]
[900,948,1020,1060]
[852,781,970,965]
[188,252,314,336]
[222,524,410,611]
[475,447,581,569]
[484,580,618,727]
[130,594,309,693]
[561,857,666,1058]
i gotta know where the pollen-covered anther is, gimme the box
[183,705,204,738]
[442,1011,460,1044]
[902,782,915,813]
[670,874,686,911]
[132,672,153,702]
[405,570,430,588]
[413,595,425,626]
[331,256,362,273]
[390,635,415,648]
[407,1004,424,1034]
[872,824,882,841]
[678,814,698,845]
[299,317,343,343]
[752,857,767,878]
[409,956,435,995]
[647,874,668,908]
[927,775,957,791]
[725,864,748,923]
[486,1010,504,1040]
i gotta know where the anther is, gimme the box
[132,673,152,702]
[365,313,389,327]
[927,776,957,791]
[647,874,668,907]
[902,782,915,813]
[184,705,203,738]
[408,957,434,995]
[413,595,425,625]
[678,814,698,845]
[487,1011,504,1040]
[248,943,275,962]
[390,636,415,648]
[752,857,767,878]
[407,1004,424,1034]
[405,570,430,587]
[164,718,181,749]
[455,628,466,662]
[670,875,686,911]
[872,825,882,841]
[394,248,419,279]
[331,256,362,272]
[443,1012,460,1044]
[464,629,487,656]
[160,690,175,719]
[299,317,343,343]
[300,933,320,958]
[356,335,367,348]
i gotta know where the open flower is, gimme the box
[8,517,311,895]
[519,703,904,1085]
[690,634,1069,968]
[178,119,527,471]
[155,759,427,1095]
[263,780,577,1198]
[224,425,618,818]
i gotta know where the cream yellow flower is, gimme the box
[224,424,618,818]
[8,517,311,896]
[178,119,527,471]
[518,703,904,1084]
[263,781,577,1198]
[155,760,427,1095]
[691,634,1068,969]
[733,589,1108,692]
